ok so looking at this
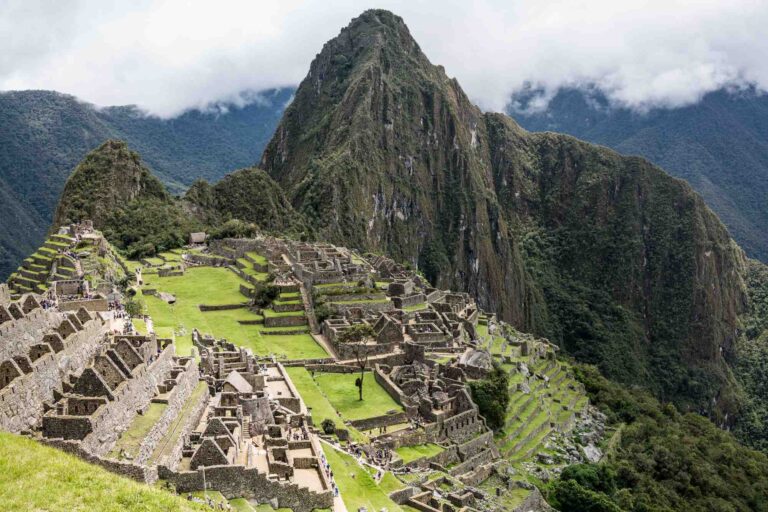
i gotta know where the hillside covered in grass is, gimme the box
[0,432,207,512]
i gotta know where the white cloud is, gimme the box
[2,0,766,117]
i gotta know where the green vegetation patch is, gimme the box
[395,443,445,464]
[0,432,206,512]
[323,444,404,512]
[313,371,402,421]
[245,252,268,266]
[139,266,325,360]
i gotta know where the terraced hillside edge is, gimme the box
[260,9,749,417]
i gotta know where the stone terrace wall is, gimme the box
[448,447,496,477]
[0,284,9,306]
[457,431,495,460]
[82,345,175,455]
[158,464,333,512]
[0,308,63,362]
[0,318,107,432]
[349,412,409,431]
[156,384,211,469]
[59,298,109,312]
[329,301,394,314]
[264,315,307,328]
[134,361,200,465]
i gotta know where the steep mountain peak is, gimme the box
[260,11,749,417]
[53,139,169,228]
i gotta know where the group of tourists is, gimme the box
[319,451,340,497]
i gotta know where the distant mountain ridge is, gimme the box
[511,86,768,261]
[0,88,292,279]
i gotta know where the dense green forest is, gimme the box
[547,364,768,511]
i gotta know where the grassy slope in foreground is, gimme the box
[0,432,206,512]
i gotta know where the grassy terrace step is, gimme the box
[32,252,53,262]
[279,291,301,299]
[508,426,554,464]
[505,393,538,425]
[38,246,58,255]
[273,298,302,306]
[313,282,358,290]
[502,410,551,454]
[504,402,541,441]
[313,371,403,421]
[395,443,445,464]
[245,252,268,266]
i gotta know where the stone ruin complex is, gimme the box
[0,226,593,512]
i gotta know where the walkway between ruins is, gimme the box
[318,439,350,512]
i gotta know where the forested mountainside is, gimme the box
[0,88,290,279]
[511,86,768,262]
[51,140,309,260]
[260,9,752,419]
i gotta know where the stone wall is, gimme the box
[81,345,176,455]
[157,383,211,469]
[457,431,495,460]
[158,464,333,512]
[373,365,408,406]
[273,302,305,313]
[199,304,246,312]
[185,253,232,267]
[329,301,394,314]
[458,462,495,487]
[0,284,10,306]
[336,341,398,359]
[134,361,200,465]
[59,298,109,312]
[389,485,417,504]
[448,447,496,477]
[0,308,63,362]
[349,411,409,431]
[264,315,308,328]
[0,318,107,432]
[392,294,426,309]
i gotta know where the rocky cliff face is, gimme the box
[261,10,749,416]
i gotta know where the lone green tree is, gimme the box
[124,297,145,318]
[337,324,376,401]
[468,363,509,431]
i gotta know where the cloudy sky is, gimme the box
[2,0,767,117]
